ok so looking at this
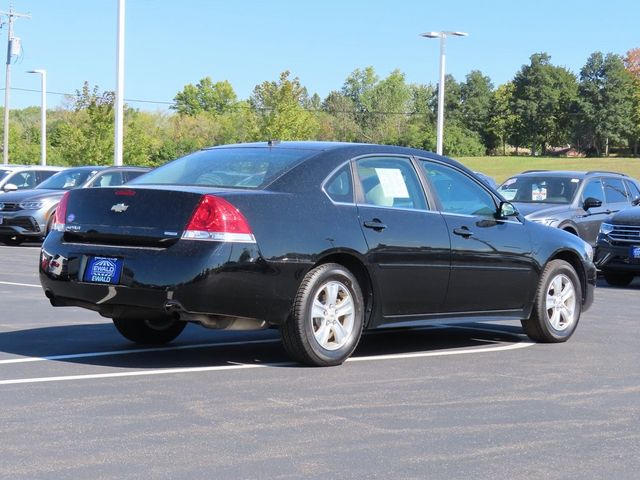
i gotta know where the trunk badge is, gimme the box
[111,203,129,213]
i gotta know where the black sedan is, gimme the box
[40,142,596,366]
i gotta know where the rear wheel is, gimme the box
[0,235,24,246]
[521,259,581,342]
[603,270,634,287]
[112,317,186,345]
[281,263,364,367]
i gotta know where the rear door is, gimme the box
[418,159,535,313]
[354,156,450,317]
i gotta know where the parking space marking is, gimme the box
[0,280,41,288]
[0,330,534,386]
[0,338,281,365]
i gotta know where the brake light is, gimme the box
[53,191,71,232]
[182,195,255,243]
[115,189,136,196]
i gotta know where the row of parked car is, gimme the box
[0,164,149,245]
[495,169,640,287]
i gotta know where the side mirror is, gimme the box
[498,201,518,218]
[2,183,17,192]
[583,197,602,210]
[632,197,640,207]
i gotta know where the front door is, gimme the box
[419,159,535,313]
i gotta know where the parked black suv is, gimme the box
[595,202,640,286]
[497,170,640,246]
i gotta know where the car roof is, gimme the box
[0,165,63,171]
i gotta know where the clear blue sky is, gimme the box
[3,0,639,110]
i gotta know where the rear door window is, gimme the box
[355,157,427,210]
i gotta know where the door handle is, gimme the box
[363,220,387,231]
[453,227,474,238]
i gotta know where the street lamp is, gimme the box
[420,31,468,156]
[27,69,47,166]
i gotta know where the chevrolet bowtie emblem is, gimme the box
[111,203,129,213]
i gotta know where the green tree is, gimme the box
[574,52,635,156]
[321,91,359,141]
[250,71,318,140]
[511,53,578,155]
[172,77,238,116]
[487,82,519,155]
[624,48,640,155]
[460,70,494,151]
[50,82,115,165]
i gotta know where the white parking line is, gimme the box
[0,338,281,365]
[0,280,40,288]
[0,332,534,386]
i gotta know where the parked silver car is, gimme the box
[0,165,63,193]
[0,166,150,245]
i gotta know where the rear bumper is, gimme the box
[595,237,640,273]
[39,232,300,325]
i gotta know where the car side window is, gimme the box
[625,180,640,201]
[603,178,630,204]
[355,157,426,210]
[324,164,353,203]
[10,171,37,190]
[420,161,497,217]
[581,180,605,204]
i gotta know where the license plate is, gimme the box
[83,256,123,284]
[631,247,640,259]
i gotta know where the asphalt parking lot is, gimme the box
[1,243,639,479]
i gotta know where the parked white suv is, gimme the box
[0,165,64,193]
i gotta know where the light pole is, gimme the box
[27,69,46,166]
[114,0,125,166]
[420,31,468,156]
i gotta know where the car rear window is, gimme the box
[130,147,315,189]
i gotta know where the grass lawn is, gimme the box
[457,156,640,184]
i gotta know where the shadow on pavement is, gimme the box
[0,321,528,369]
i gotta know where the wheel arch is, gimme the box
[313,251,376,328]
[548,249,587,304]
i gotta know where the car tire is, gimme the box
[44,212,55,237]
[281,263,364,367]
[0,235,24,246]
[521,259,582,343]
[603,270,634,287]
[112,317,186,345]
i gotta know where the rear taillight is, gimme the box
[53,191,71,232]
[182,195,255,243]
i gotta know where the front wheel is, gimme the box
[521,259,582,342]
[281,263,364,367]
[603,270,634,287]
[113,317,186,345]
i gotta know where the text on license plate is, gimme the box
[83,256,123,284]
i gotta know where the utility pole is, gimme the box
[114,0,125,166]
[0,7,30,165]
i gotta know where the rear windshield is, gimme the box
[130,147,314,189]
[37,168,101,190]
[498,175,581,204]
